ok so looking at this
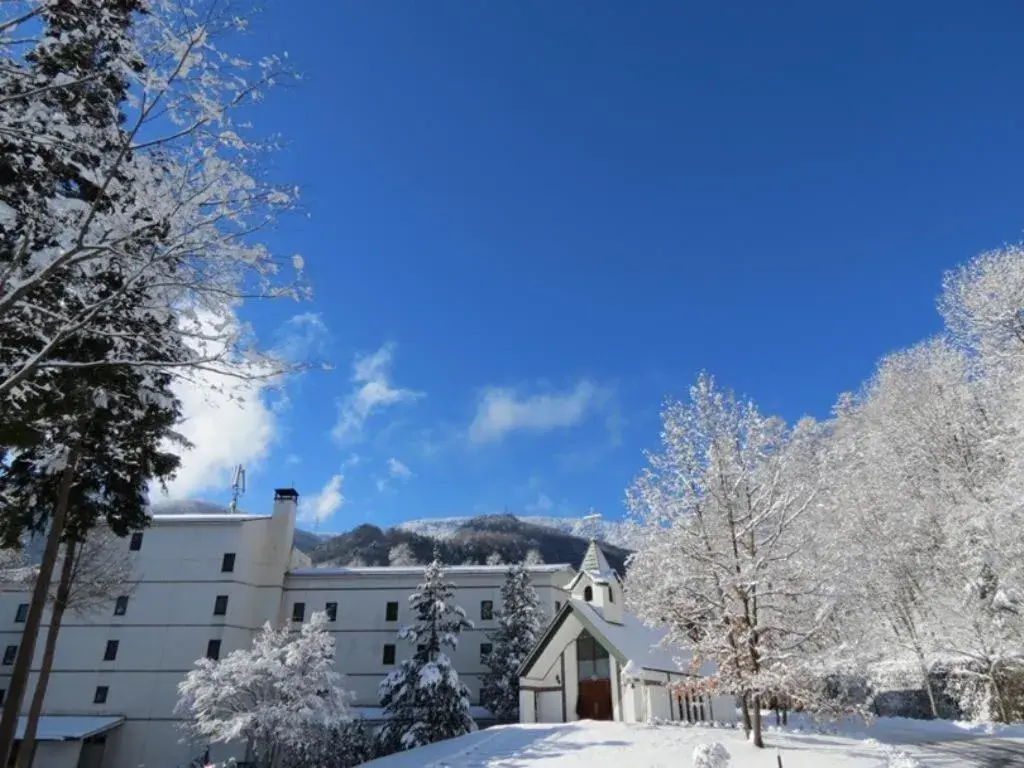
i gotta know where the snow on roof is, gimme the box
[290,564,574,577]
[571,596,684,674]
[149,513,270,523]
[580,539,613,577]
[16,715,124,741]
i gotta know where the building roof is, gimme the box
[16,715,124,741]
[519,596,689,677]
[289,563,574,577]
[149,513,271,523]
[580,539,615,581]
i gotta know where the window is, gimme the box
[206,639,221,660]
[583,585,593,602]
[385,601,398,622]
[608,588,614,603]
[213,595,229,616]
[113,596,128,616]
[2,646,16,666]
[14,604,27,623]
[129,532,143,551]
[382,644,396,665]
[93,686,108,704]
[325,602,337,622]
[576,629,610,680]
[555,600,562,611]
[221,553,236,573]
[103,640,119,661]
[292,602,305,622]
[480,600,493,620]
[480,643,493,663]
[0,690,5,706]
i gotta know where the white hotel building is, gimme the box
[0,490,575,768]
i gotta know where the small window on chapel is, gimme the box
[583,586,593,602]
[608,587,614,603]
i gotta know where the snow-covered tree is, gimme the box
[524,548,545,565]
[388,542,419,566]
[377,559,476,753]
[626,374,833,746]
[176,611,352,768]
[485,551,505,566]
[480,562,542,720]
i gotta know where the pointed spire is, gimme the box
[580,539,613,578]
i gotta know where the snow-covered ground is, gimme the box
[360,717,1024,768]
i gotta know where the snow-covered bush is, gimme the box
[279,719,377,768]
[692,742,731,768]
[176,611,352,767]
[377,559,477,753]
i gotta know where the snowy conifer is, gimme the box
[177,611,352,767]
[480,562,542,720]
[377,559,477,752]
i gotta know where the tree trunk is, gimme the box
[15,540,77,768]
[752,694,764,748]
[916,651,939,719]
[739,692,752,737]
[988,662,1010,724]
[0,452,77,765]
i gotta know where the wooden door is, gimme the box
[577,679,613,720]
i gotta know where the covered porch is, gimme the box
[9,716,123,768]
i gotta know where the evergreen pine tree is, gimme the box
[480,562,542,720]
[377,559,477,752]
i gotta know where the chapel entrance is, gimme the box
[575,629,613,720]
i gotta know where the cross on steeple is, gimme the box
[579,508,602,541]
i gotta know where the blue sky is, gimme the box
[164,0,1024,533]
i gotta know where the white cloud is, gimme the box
[275,312,329,362]
[300,474,344,523]
[159,312,279,500]
[284,453,301,466]
[525,492,554,513]
[387,457,412,480]
[468,380,605,443]
[332,343,422,443]
[377,456,413,493]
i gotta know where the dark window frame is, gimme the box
[103,640,119,661]
[382,644,396,665]
[206,639,222,661]
[583,585,593,602]
[480,600,494,620]
[213,595,229,616]
[129,532,143,551]
[480,642,493,663]
[2,646,15,666]
[14,604,28,623]
[385,601,399,622]
[292,602,305,622]
[113,596,128,616]
[325,602,337,622]
[93,686,109,704]
[221,553,236,573]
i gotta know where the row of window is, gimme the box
[380,642,493,665]
[291,599,495,623]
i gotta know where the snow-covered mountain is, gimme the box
[396,514,637,549]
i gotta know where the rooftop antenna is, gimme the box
[228,464,246,514]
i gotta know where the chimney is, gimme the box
[273,487,299,520]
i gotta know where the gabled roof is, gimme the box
[566,539,619,589]
[518,596,689,678]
